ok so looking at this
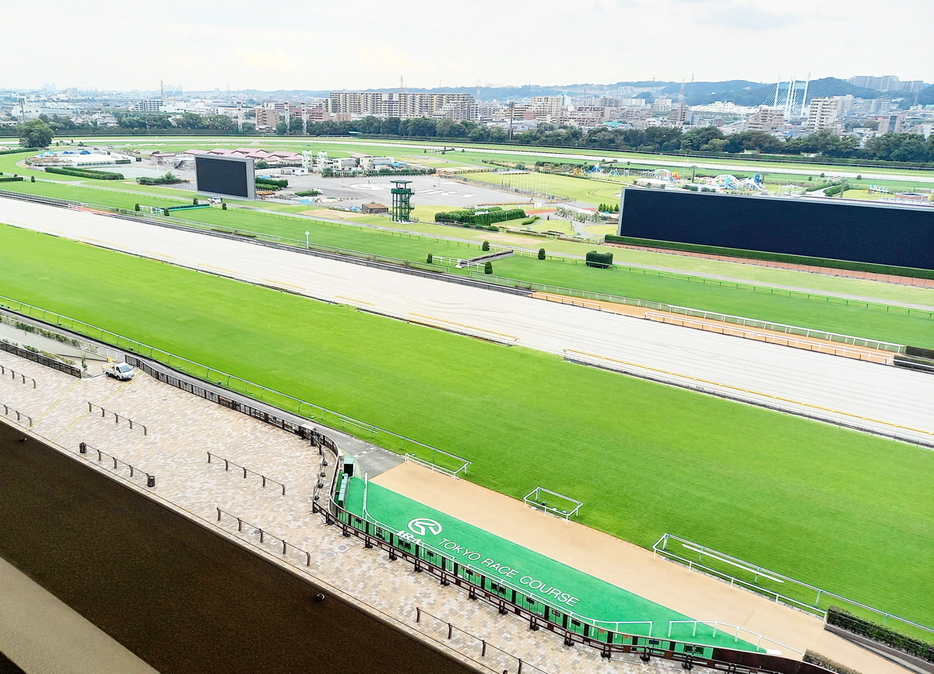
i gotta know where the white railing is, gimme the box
[667,621,803,656]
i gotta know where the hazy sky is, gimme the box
[6,0,931,92]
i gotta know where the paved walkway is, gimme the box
[0,349,722,674]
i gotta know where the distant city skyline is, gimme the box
[5,0,931,92]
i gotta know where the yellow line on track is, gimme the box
[262,278,305,290]
[146,250,176,259]
[336,295,375,306]
[199,263,237,274]
[564,348,932,438]
[409,313,518,340]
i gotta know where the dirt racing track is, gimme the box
[1,197,932,446]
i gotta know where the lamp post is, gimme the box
[305,231,309,249]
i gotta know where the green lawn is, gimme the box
[1,223,933,628]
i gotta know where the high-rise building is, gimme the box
[328,92,477,121]
[804,97,842,133]
[745,106,785,133]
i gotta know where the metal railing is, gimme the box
[667,621,803,656]
[415,607,551,674]
[654,534,934,643]
[0,339,82,377]
[87,402,148,435]
[207,452,287,496]
[78,441,155,488]
[0,364,37,387]
[0,402,33,427]
[643,312,894,364]
[216,508,314,569]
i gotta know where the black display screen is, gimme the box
[195,156,254,199]
[618,188,934,270]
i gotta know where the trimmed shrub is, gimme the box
[426,253,433,264]
[294,189,320,197]
[45,166,124,180]
[193,198,199,205]
[163,207,170,216]
[221,203,227,210]
[255,177,288,189]
[134,204,140,211]
[30,176,35,183]
[482,240,490,251]
[435,207,526,226]
[0,176,24,183]
[538,248,546,260]
[484,261,493,274]
[827,606,934,663]
[803,650,862,674]
[585,251,614,268]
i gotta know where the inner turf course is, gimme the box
[0,223,932,627]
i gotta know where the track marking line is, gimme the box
[262,278,305,290]
[564,348,932,438]
[84,237,120,247]
[199,263,238,274]
[409,313,518,340]
[146,250,176,259]
[336,295,375,306]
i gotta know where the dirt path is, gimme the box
[374,462,907,674]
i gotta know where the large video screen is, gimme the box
[195,155,255,199]
[618,188,934,270]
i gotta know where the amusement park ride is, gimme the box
[633,168,768,193]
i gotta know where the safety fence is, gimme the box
[642,312,894,364]
[0,339,82,377]
[654,534,934,645]
[77,441,155,488]
[0,402,32,427]
[87,402,148,435]
[0,364,37,388]
[415,607,550,674]
[207,452,287,496]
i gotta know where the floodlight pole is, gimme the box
[305,231,309,249]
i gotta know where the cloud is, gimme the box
[233,49,297,72]
[694,3,801,29]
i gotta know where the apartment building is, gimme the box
[804,97,843,133]
[328,92,477,121]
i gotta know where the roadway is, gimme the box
[1,197,932,445]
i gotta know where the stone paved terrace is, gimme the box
[0,348,722,674]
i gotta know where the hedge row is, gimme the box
[0,148,37,156]
[823,182,849,197]
[802,650,862,674]
[137,176,184,185]
[585,250,614,268]
[435,207,526,226]
[827,606,934,663]
[604,234,934,280]
[294,189,320,197]
[0,176,24,183]
[256,177,288,189]
[45,166,125,180]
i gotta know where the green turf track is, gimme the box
[345,478,757,650]
[0,223,932,627]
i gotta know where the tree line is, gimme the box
[14,112,934,164]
